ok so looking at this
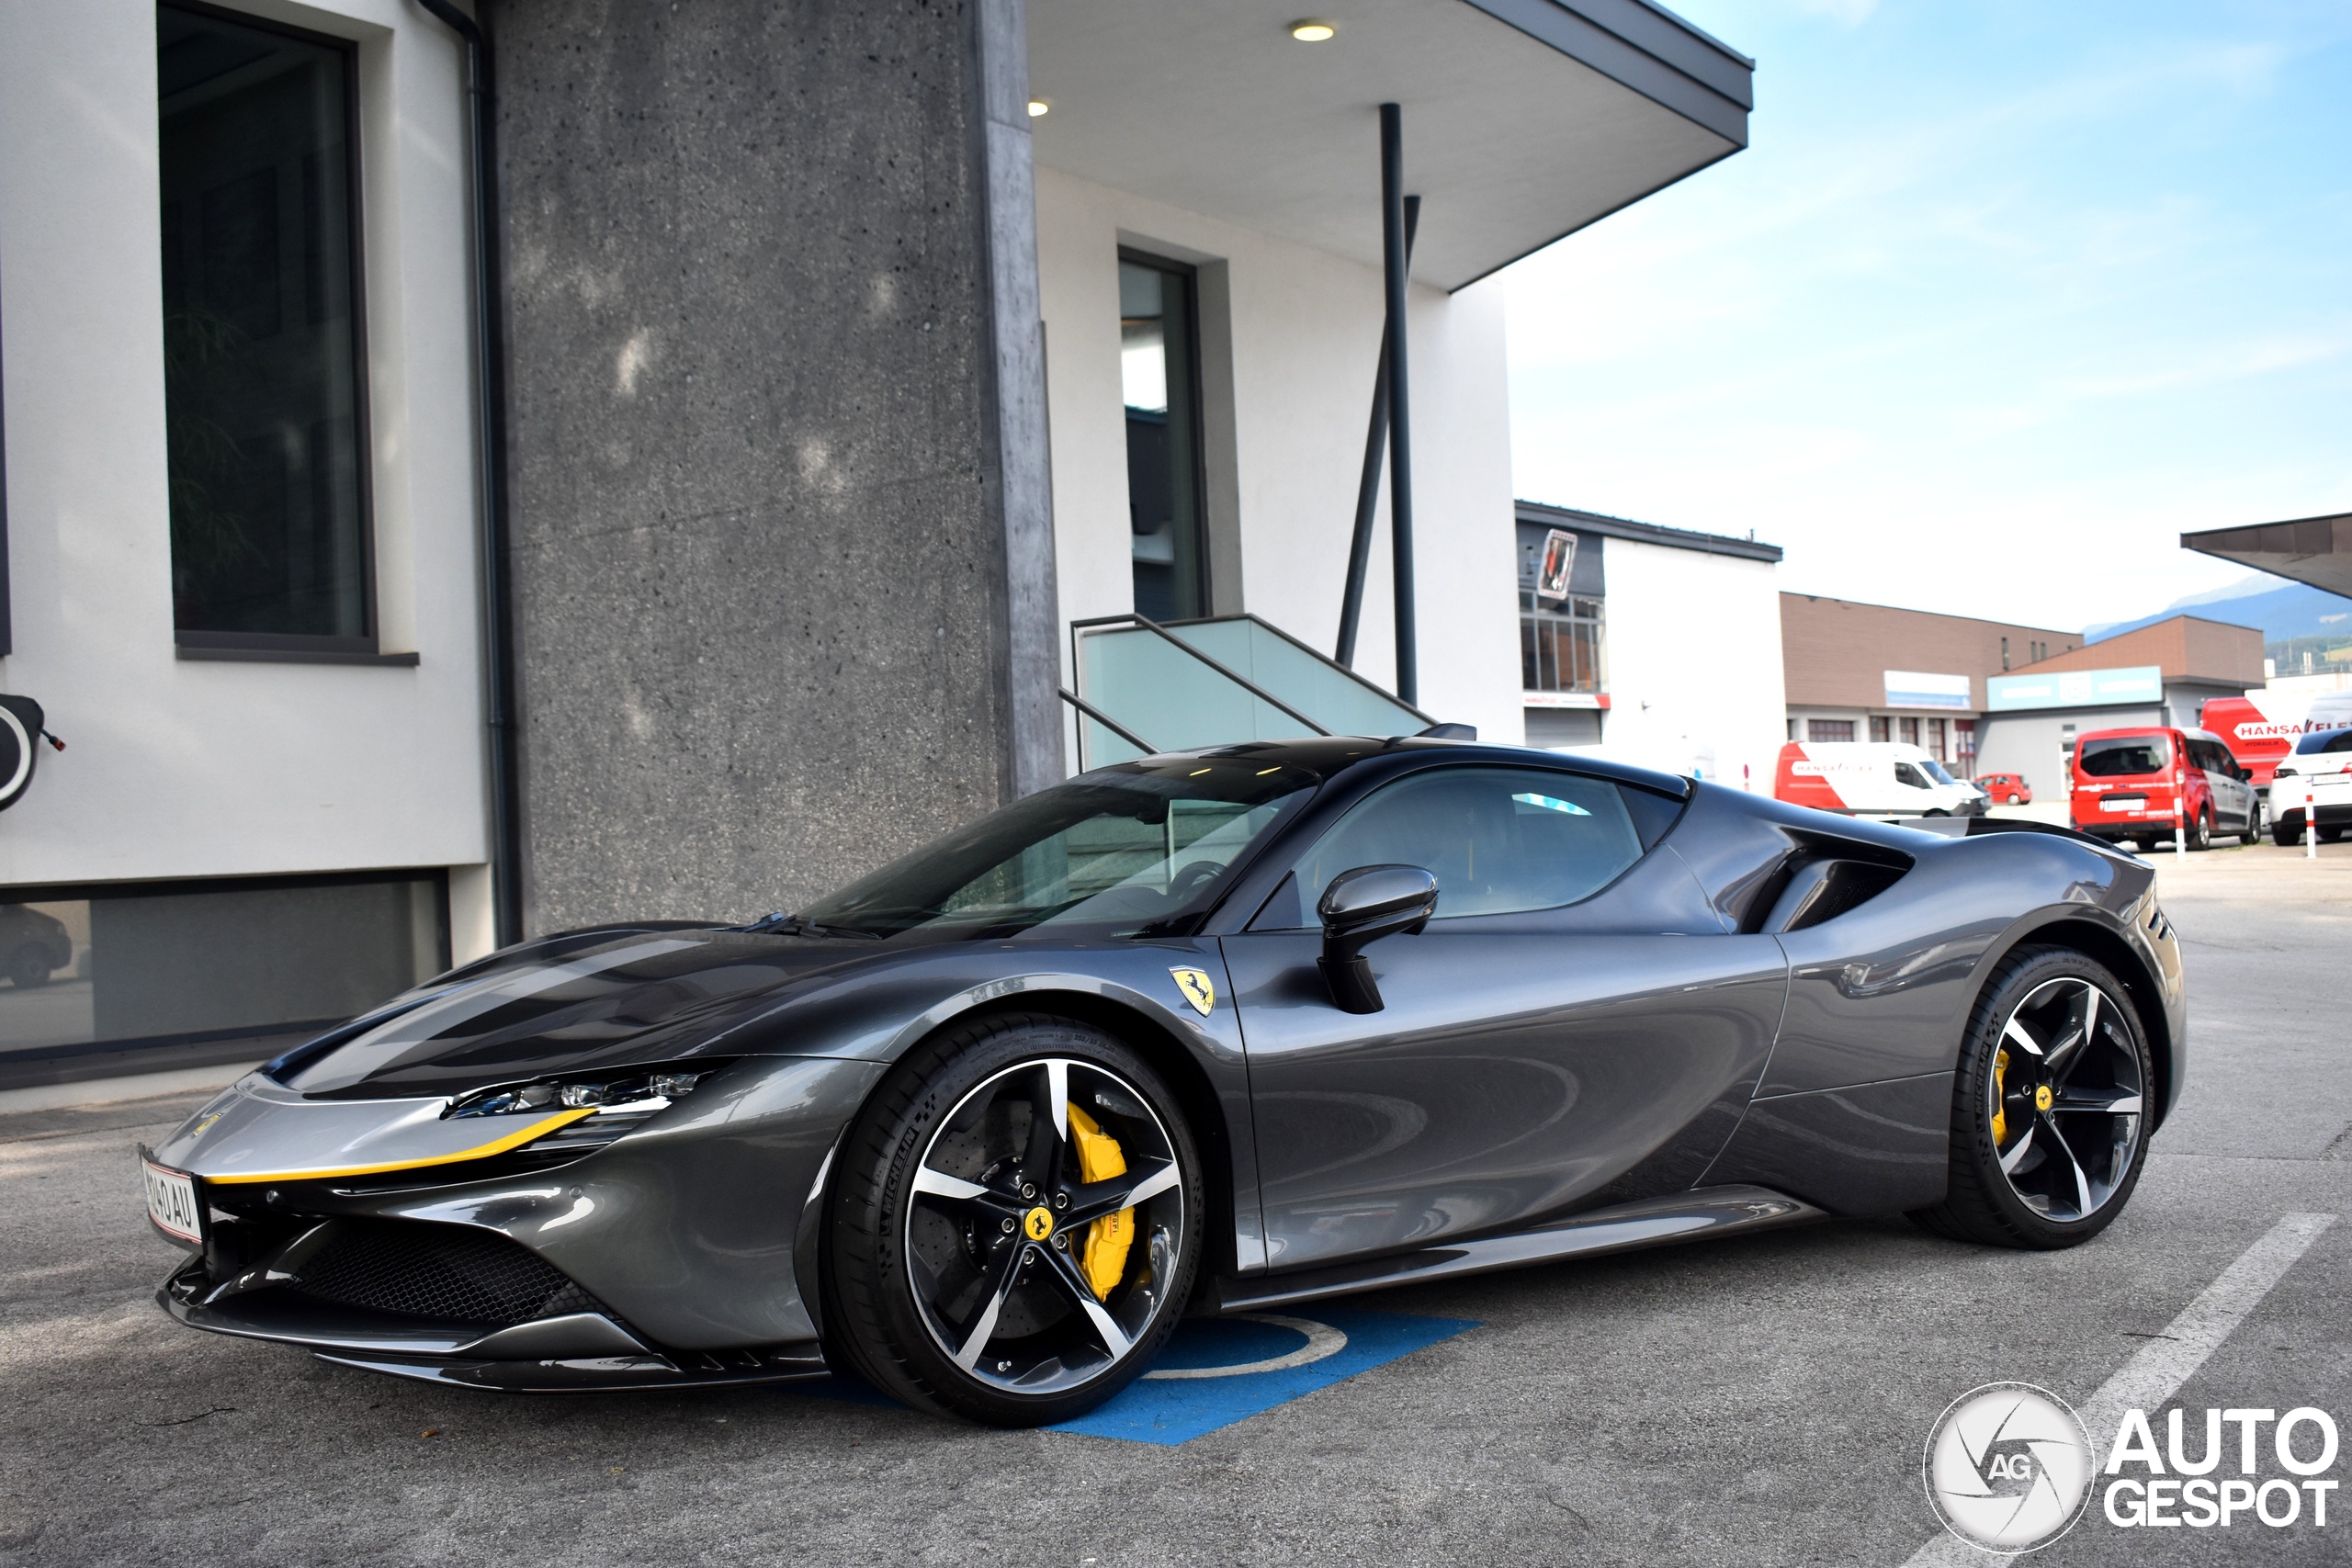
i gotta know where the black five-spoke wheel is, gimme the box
[1986,974,2144,1223]
[825,1014,1201,1424]
[1913,946,2154,1248]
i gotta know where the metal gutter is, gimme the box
[412,0,524,949]
[1517,500,1783,564]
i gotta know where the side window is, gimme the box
[1279,767,1648,924]
[1894,761,1930,789]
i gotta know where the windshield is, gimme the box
[2292,728,2352,755]
[797,758,1317,938]
[2079,736,2170,777]
[1921,759,1959,785]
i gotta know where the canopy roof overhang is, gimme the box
[1025,0,1752,291]
[2181,513,2352,599]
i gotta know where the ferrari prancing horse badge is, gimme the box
[1170,966,1216,1017]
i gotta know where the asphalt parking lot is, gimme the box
[6,839,2351,1567]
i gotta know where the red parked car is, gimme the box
[2070,726,2261,851]
[1973,772,2031,806]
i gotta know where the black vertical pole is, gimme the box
[1379,103,1417,705]
[1334,195,1417,670]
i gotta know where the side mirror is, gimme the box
[1317,864,1438,1014]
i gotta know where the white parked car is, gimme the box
[2267,726,2352,845]
[1773,741,1988,819]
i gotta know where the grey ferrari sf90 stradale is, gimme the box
[142,738,2183,1426]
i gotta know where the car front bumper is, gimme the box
[147,1055,884,1389]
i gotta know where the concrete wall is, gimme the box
[491,0,1051,931]
[0,0,491,908]
[1596,538,1784,794]
[2026,615,2265,687]
[1034,167,1524,750]
[1781,593,2075,712]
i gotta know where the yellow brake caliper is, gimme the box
[1991,1048,2010,1146]
[1067,1102,1135,1300]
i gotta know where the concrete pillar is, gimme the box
[489,0,1057,931]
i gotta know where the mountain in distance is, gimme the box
[2086,573,2352,647]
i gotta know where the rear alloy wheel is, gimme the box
[824,1015,1201,1425]
[1910,947,2151,1249]
[2186,811,2212,852]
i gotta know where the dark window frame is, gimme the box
[1117,245,1212,621]
[1519,589,1606,693]
[160,0,392,665]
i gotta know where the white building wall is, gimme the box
[1596,539,1785,795]
[1034,167,1523,750]
[0,0,490,936]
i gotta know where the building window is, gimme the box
[1520,592,1606,693]
[0,872,446,1072]
[1808,718,1855,742]
[1928,716,1948,761]
[1870,716,1892,743]
[160,5,373,654]
[1956,718,1977,767]
[1899,716,1920,747]
[1120,254,1206,622]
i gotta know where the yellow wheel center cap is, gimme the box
[1023,1206,1055,1241]
[2034,1084,2053,1112]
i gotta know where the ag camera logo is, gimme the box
[1924,1382,2094,1552]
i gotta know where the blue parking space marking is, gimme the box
[1054,1308,1477,1446]
[786,1308,1476,1445]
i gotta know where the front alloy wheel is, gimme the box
[825,1015,1201,1425]
[1912,948,2152,1248]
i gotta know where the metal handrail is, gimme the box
[1056,686,1156,762]
[1175,610,1437,727]
[1068,614,1336,738]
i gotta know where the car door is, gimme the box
[1219,764,1788,1274]
[2212,742,2256,829]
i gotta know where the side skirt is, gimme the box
[312,1345,831,1393]
[1211,1184,1820,1314]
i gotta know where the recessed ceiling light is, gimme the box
[1290,19,1336,41]
[1026,98,1050,118]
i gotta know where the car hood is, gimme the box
[276,925,892,1100]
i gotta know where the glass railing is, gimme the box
[1063,614,1433,769]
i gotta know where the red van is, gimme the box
[2070,726,2260,850]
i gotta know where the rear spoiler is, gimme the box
[1896,816,2134,854]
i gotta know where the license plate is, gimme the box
[142,1157,203,1246]
[2100,796,2145,813]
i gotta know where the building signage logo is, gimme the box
[1535,529,1577,603]
[1883,670,1972,710]
[1985,665,2165,714]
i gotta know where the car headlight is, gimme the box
[446,1063,723,1119]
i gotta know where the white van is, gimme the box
[1774,741,1987,819]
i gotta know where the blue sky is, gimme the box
[1500,0,2352,635]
